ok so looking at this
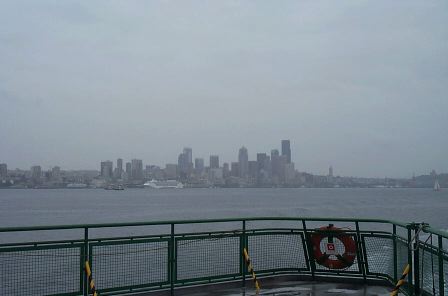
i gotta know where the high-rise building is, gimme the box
[0,163,7,179]
[210,155,219,169]
[126,162,132,175]
[329,166,333,177]
[195,158,204,174]
[165,164,178,179]
[51,166,61,181]
[31,165,42,182]
[223,163,230,177]
[131,159,143,180]
[230,162,239,177]
[100,161,113,179]
[117,158,123,174]
[183,147,192,164]
[178,148,193,175]
[238,146,249,178]
[281,140,291,163]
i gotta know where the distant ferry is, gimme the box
[105,184,125,190]
[143,179,184,189]
[66,183,88,189]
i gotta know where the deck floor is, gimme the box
[143,277,393,296]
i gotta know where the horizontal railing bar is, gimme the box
[0,216,410,233]
[421,226,448,239]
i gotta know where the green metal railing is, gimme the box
[0,217,446,296]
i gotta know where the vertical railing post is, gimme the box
[302,220,315,280]
[83,227,89,296]
[438,235,444,296]
[393,224,398,282]
[413,225,420,296]
[170,223,175,296]
[241,220,246,288]
[407,225,414,296]
[355,222,367,282]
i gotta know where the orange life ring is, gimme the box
[310,224,357,269]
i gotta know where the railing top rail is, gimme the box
[422,225,448,239]
[0,216,412,233]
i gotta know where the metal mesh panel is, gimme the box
[248,233,307,272]
[364,235,394,277]
[91,239,169,291]
[176,235,240,281]
[0,245,81,296]
[419,246,448,296]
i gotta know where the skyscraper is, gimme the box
[281,140,291,163]
[183,147,192,165]
[131,159,143,180]
[210,155,219,169]
[0,163,7,179]
[195,158,205,174]
[117,158,123,174]
[100,161,113,179]
[238,146,249,178]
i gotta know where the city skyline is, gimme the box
[1,138,446,179]
[1,1,447,178]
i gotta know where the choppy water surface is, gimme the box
[0,188,446,229]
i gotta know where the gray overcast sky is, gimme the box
[1,1,447,177]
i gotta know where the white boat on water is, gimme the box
[434,180,441,191]
[66,183,88,189]
[144,179,184,189]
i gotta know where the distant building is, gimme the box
[238,146,249,178]
[125,162,132,175]
[31,165,42,183]
[165,164,178,179]
[281,140,291,163]
[178,147,193,175]
[100,161,113,179]
[231,162,239,177]
[210,155,219,169]
[116,158,123,178]
[183,147,192,164]
[329,166,333,177]
[248,161,258,179]
[271,149,279,158]
[131,159,143,180]
[195,158,204,174]
[51,166,61,181]
[0,163,7,179]
[223,163,230,177]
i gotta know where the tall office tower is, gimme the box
[248,161,258,178]
[238,146,249,178]
[126,162,132,175]
[281,140,291,163]
[223,163,230,177]
[117,158,123,175]
[183,147,193,165]
[51,166,61,180]
[178,153,188,174]
[329,166,333,177]
[209,155,219,169]
[271,149,279,158]
[100,161,113,179]
[131,159,143,180]
[31,165,42,180]
[165,164,178,179]
[195,158,204,174]
[0,163,7,179]
[230,162,239,177]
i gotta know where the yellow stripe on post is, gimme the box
[390,264,409,296]
[243,248,260,294]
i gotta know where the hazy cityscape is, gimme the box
[0,140,445,189]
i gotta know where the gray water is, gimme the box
[0,188,446,229]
